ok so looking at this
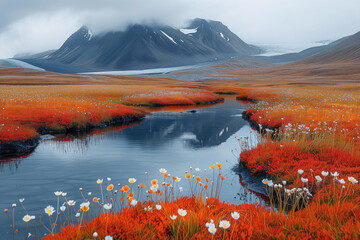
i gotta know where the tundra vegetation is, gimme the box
[1,62,360,239]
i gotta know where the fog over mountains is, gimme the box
[18,19,262,73]
[0,18,359,74]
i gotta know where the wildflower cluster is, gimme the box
[241,88,359,148]
[4,164,360,240]
[240,142,360,187]
[262,168,358,213]
[5,163,229,239]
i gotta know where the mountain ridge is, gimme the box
[14,20,360,74]
[19,18,263,73]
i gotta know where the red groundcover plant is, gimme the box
[240,142,360,184]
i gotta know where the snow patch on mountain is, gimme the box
[88,30,93,40]
[160,31,177,45]
[82,29,92,41]
[219,32,225,39]
[180,28,198,35]
[219,32,230,42]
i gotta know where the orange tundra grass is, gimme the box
[44,194,360,240]
[0,84,222,142]
[237,86,359,182]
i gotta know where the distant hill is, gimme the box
[267,36,348,64]
[13,50,56,59]
[303,31,360,63]
[20,18,262,73]
[0,59,44,71]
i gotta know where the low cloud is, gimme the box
[0,11,82,58]
[0,0,359,58]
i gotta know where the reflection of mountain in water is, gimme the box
[0,100,246,167]
[119,100,246,149]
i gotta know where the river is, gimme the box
[0,99,265,237]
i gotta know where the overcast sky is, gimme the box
[0,0,360,58]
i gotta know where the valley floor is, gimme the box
[1,60,360,239]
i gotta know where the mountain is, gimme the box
[184,18,260,56]
[20,19,262,73]
[0,59,45,71]
[13,49,56,59]
[267,36,348,64]
[0,50,57,71]
[303,31,360,63]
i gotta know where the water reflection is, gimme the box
[112,102,246,150]
[20,101,246,157]
[0,102,244,163]
[0,100,266,236]
[0,156,24,173]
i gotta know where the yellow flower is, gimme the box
[107,184,114,191]
[81,206,89,212]
[122,185,130,192]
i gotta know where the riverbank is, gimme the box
[0,114,146,158]
[237,88,359,185]
[36,165,359,240]
[43,194,360,240]
[0,69,229,157]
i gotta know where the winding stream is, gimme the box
[0,99,265,236]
